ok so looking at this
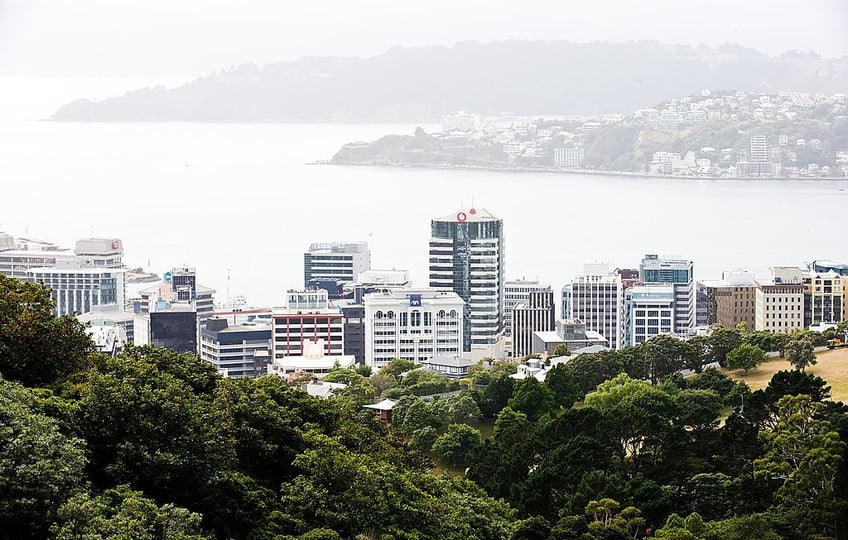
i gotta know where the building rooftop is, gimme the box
[434,207,500,223]
[363,399,398,411]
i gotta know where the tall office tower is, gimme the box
[429,208,504,352]
[511,290,556,358]
[138,267,216,319]
[561,261,624,350]
[504,279,552,337]
[303,242,370,287]
[639,254,695,335]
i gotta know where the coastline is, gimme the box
[311,160,848,182]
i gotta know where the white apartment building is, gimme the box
[441,111,479,133]
[624,285,676,345]
[271,289,344,360]
[364,288,464,368]
[553,147,585,168]
[561,261,624,349]
[504,279,552,337]
[26,259,126,317]
[303,241,370,287]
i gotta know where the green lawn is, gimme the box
[723,348,848,403]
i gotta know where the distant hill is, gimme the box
[52,41,848,122]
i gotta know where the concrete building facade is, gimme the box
[303,241,370,287]
[511,290,556,358]
[364,288,464,368]
[504,279,552,337]
[562,261,624,349]
[271,289,344,360]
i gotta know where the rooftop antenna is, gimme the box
[226,269,231,304]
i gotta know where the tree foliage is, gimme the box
[0,275,93,386]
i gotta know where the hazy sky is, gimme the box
[1,0,847,77]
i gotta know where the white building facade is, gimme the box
[504,280,552,337]
[639,254,695,335]
[624,285,676,345]
[562,261,624,349]
[26,260,126,317]
[303,241,371,287]
[271,289,344,360]
[364,288,464,368]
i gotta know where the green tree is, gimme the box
[432,424,482,468]
[508,377,556,421]
[552,344,570,357]
[565,350,624,394]
[73,347,232,516]
[783,336,817,372]
[725,343,766,374]
[643,334,696,384]
[0,379,87,538]
[545,364,582,408]
[707,327,743,366]
[475,371,515,417]
[410,426,438,451]
[584,498,645,539]
[754,394,846,538]
[0,275,94,386]
[51,485,205,540]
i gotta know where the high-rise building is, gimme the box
[562,261,624,349]
[512,290,556,358]
[429,208,504,351]
[271,289,344,360]
[364,288,464,368]
[303,242,370,287]
[639,254,695,335]
[504,279,552,337]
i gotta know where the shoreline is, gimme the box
[311,160,848,182]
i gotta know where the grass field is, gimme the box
[723,347,848,403]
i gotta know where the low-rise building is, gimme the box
[267,338,355,380]
[200,318,271,378]
[532,319,608,355]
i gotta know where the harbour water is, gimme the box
[1,81,846,306]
